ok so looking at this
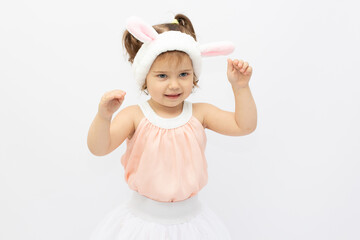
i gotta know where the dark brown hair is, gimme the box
[122,14,199,93]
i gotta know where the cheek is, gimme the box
[147,82,165,94]
[184,79,194,89]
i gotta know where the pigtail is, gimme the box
[174,14,197,41]
[122,29,143,63]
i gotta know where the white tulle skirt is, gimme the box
[90,190,232,240]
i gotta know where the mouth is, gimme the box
[164,93,182,99]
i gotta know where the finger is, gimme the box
[103,90,122,100]
[236,59,244,67]
[245,66,253,75]
[241,62,249,72]
[234,59,244,70]
[227,59,234,72]
[233,59,239,68]
[114,90,126,96]
[114,94,125,100]
[117,97,125,104]
[111,90,126,99]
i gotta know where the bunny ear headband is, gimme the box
[126,16,235,87]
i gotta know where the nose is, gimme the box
[168,78,180,90]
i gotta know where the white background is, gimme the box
[1,0,359,239]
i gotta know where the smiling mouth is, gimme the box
[165,93,182,98]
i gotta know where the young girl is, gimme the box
[87,14,257,240]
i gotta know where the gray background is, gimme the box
[1,0,359,239]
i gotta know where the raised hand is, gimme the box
[227,58,253,89]
[97,90,126,121]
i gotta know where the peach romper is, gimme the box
[121,100,208,203]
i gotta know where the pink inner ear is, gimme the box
[200,42,235,57]
[126,16,158,43]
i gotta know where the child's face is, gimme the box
[145,53,194,108]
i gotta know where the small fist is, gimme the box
[227,58,253,89]
[98,90,126,120]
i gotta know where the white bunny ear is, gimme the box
[126,16,159,43]
[200,41,235,57]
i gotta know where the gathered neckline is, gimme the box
[138,101,192,129]
[145,101,186,120]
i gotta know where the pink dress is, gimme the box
[121,100,208,202]
[90,101,232,240]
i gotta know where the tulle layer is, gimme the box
[90,198,232,240]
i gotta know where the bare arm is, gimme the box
[202,90,257,136]
[232,85,257,132]
[87,106,135,156]
[202,58,257,136]
[87,113,112,156]
[106,106,135,154]
[87,90,134,156]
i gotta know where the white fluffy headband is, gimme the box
[125,16,235,87]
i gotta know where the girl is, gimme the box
[87,14,257,240]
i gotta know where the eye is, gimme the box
[157,74,167,79]
[179,72,189,77]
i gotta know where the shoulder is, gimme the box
[192,102,214,128]
[114,104,138,118]
[192,102,212,113]
[192,102,235,130]
[116,103,144,123]
[111,104,145,140]
[112,104,144,129]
